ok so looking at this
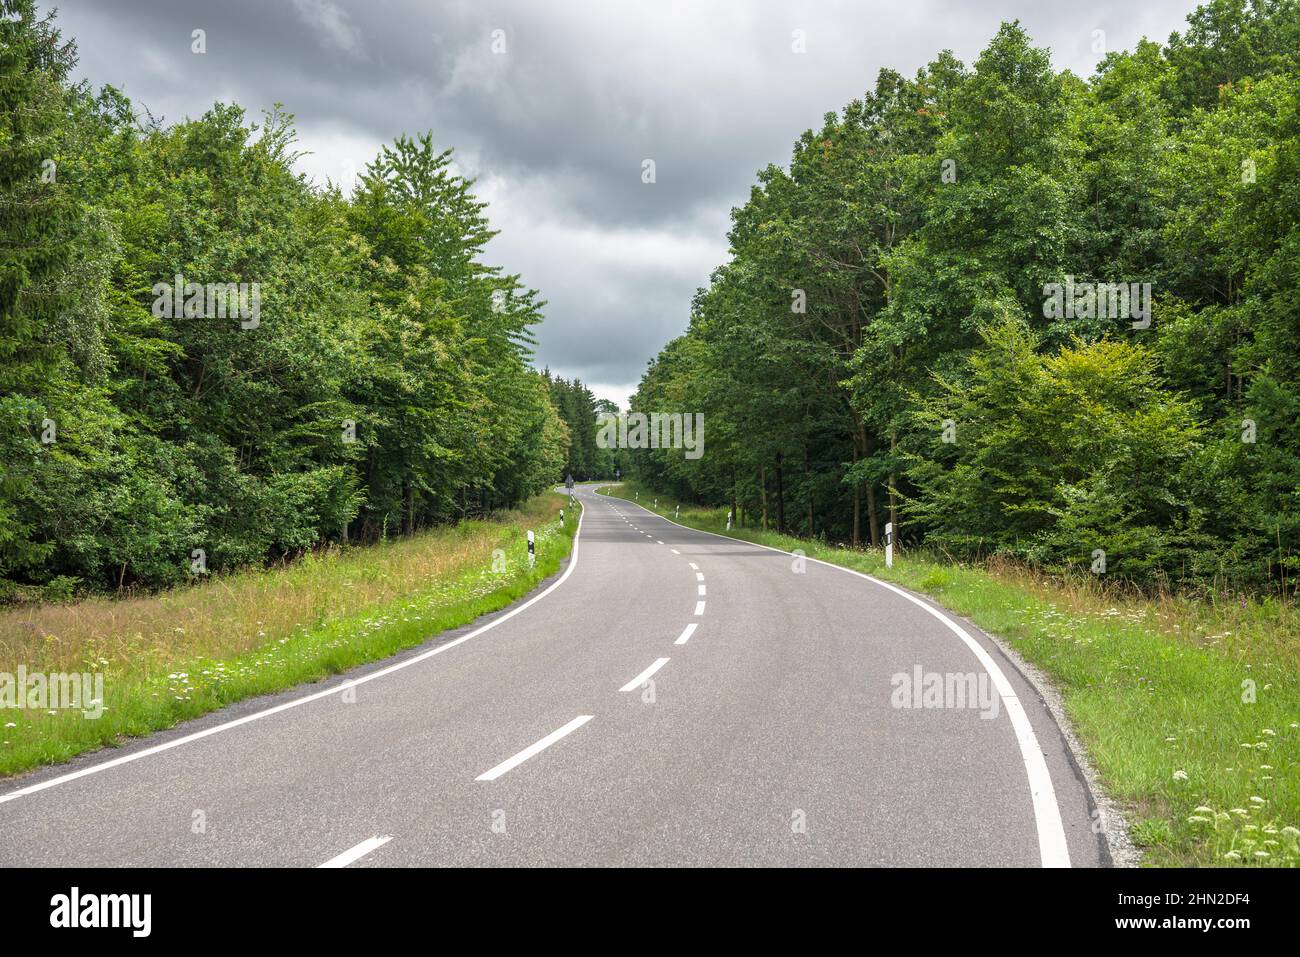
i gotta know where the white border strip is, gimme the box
[605,489,1071,868]
[0,504,587,806]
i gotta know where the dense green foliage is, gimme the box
[630,0,1300,591]
[0,0,571,597]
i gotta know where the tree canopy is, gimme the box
[628,1,1300,592]
[0,0,573,597]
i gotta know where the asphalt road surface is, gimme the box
[0,485,1107,867]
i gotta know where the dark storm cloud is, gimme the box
[47,0,1202,406]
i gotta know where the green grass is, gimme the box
[0,493,579,778]
[601,481,1300,868]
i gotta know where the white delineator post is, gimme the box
[675,505,680,519]
[527,530,535,568]
[884,522,893,568]
[726,510,733,531]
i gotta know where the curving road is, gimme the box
[0,485,1106,867]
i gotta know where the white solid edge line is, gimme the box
[693,600,706,616]
[602,488,1071,869]
[0,503,589,806]
[619,658,671,692]
[674,623,698,646]
[318,834,392,869]
[475,714,594,781]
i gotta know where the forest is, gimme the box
[628,0,1300,593]
[546,373,625,483]
[0,0,602,599]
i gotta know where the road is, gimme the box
[0,485,1107,867]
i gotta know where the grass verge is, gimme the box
[0,492,579,778]
[601,481,1299,868]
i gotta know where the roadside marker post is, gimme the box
[885,522,893,568]
[675,505,679,519]
[727,510,733,531]
[527,530,535,568]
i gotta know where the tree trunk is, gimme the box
[759,466,769,531]
[866,480,880,548]
[852,485,861,547]
[889,432,899,551]
[804,444,813,536]
[774,452,785,533]
[851,462,862,549]
[864,429,881,547]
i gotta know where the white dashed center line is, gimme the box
[475,715,595,782]
[694,600,706,616]
[620,657,671,692]
[674,623,698,646]
[318,835,392,869]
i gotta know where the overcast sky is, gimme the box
[48,0,1202,409]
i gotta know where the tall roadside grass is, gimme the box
[0,493,578,777]
[602,482,1299,868]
